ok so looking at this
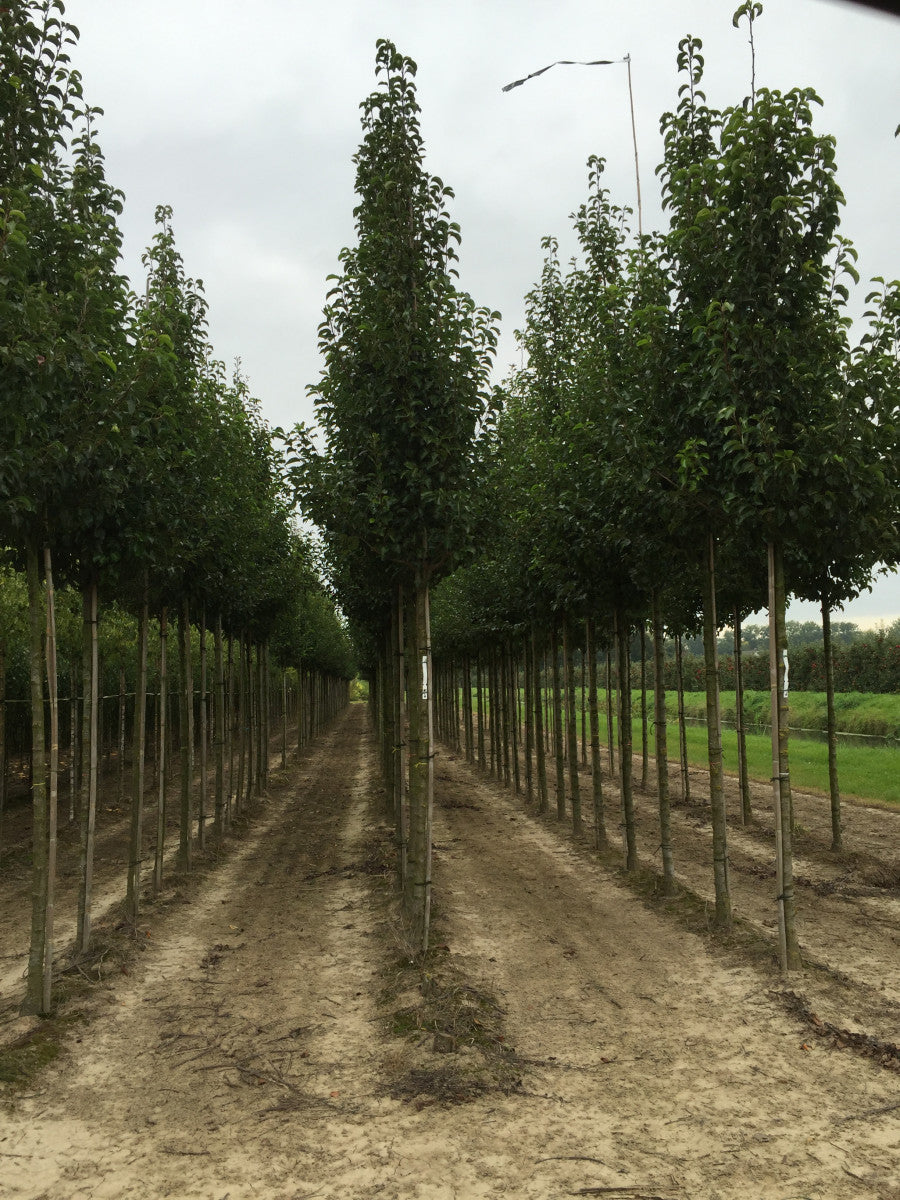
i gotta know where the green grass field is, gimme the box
[467,687,900,807]
[670,689,900,740]
[615,711,900,808]
[610,690,899,806]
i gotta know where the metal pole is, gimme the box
[624,54,643,239]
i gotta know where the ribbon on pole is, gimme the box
[501,58,622,93]
[501,53,642,238]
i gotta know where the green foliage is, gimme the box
[295,39,499,615]
[1,3,132,567]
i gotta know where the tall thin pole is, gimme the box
[503,54,643,239]
[624,54,643,238]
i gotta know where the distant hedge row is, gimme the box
[665,634,900,694]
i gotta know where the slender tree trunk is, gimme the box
[281,671,288,770]
[703,533,731,929]
[394,586,408,888]
[675,633,691,804]
[79,589,91,822]
[68,662,77,823]
[198,608,207,851]
[605,647,615,776]
[214,615,225,840]
[178,598,194,872]
[405,574,433,953]
[652,593,675,894]
[260,643,269,794]
[465,655,475,765]
[544,646,552,758]
[508,645,521,795]
[732,610,751,824]
[41,547,59,1013]
[551,622,565,820]
[523,639,534,805]
[822,597,842,852]
[580,644,587,768]
[296,657,304,754]
[235,635,245,818]
[226,634,235,825]
[126,586,149,923]
[564,621,581,835]
[639,623,649,790]
[532,626,548,815]
[500,648,510,787]
[23,541,48,1014]
[616,609,637,871]
[476,652,485,772]
[117,666,126,805]
[244,639,254,808]
[586,616,606,850]
[154,608,168,894]
[76,578,99,956]
[487,650,497,777]
[0,641,5,858]
[768,541,800,970]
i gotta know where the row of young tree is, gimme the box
[424,6,899,973]
[1,2,354,1014]
[291,40,500,954]
[296,10,898,970]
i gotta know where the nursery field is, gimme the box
[622,690,900,807]
[1,703,898,1200]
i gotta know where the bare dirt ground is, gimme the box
[1,704,899,1200]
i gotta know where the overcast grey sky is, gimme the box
[66,0,899,625]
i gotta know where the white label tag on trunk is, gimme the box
[421,654,428,700]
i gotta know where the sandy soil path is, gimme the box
[1,706,898,1200]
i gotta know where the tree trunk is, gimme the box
[281,671,288,770]
[768,541,801,971]
[523,639,534,805]
[734,609,751,824]
[532,626,548,815]
[76,578,99,956]
[652,593,675,894]
[464,655,475,766]
[393,586,408,888]
[405,575,433,953]
[472,653,482,771]
[822,598,842,851]
[639,622,649,790]
[79,588,92,822]
[198,608,207,851]
[260,643,269,795]
[126,586,149,923]
[586,616,607,850]
[178,598,194,872]
[117,666,126,805]
[500,648,511,787]
[675,633,691,804]
[244,639,255,808]
[508,645,521,795]
[154,608,168,894]
[235,635,245,818]
[41,547,59,1013]
[605,647,615,776]
[564,621,581,835]
[0,639,6,858]
[68,662,77,823]
[616,609,637,871]
[703,532,731,929]
[551,622,565,820]
[23,541,48,1014]
[214,615,225,840]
